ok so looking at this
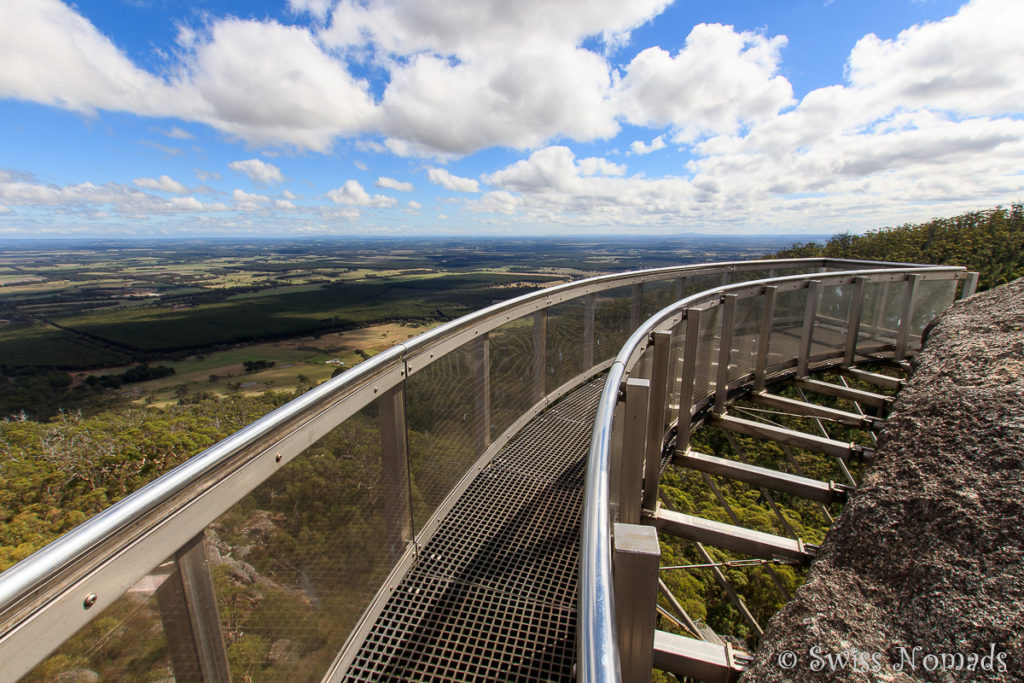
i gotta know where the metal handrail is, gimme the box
[578,264,968,683]
[0,257,941,680]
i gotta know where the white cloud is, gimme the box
[614,23,794,143]
[133,175,188,194]
[195,169,221,182]
[275,199,297,209]
[408,200,422,210]
[326,179,397,207]
[288,0,333,20]
[164,127,194,140]
[282,189,299,199]
[228,159,284,184]
[427,168,479,193]
[376,176,414,192]
[233,188,271,210]
[630,135,666,155]
[578,157,626,177]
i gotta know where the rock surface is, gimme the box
[743,279,1024,682]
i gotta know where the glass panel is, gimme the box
[729,295,763,385]
[406,345,485,534]
[489,317,536,439]
[594,286,631,364]
[21,565,177,682]
[858,280,904,352]
[910,279,957,345]
[811,282,852,360]
[768,287,808,374]
[207,401,396,682]
[640,279,678,320]
[691,304,722,410]
[546,300,586,393]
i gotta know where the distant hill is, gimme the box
[772,204,1024,291]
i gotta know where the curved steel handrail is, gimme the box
[578,264,967,683]
[0,257,947,680]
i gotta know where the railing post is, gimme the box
[844,276,867,367]
[620,378,650,525]
[960,272,979,299]
[155,533,231,683]
[894,273,920,360]
[753,286,776,394]
[614,523,660,683]
[630,283,643,330]
[533,309,547,402]
[797,280,821,378]
[676,308,702,455]
[473,333,491,452]
[643,331,672,513]
[584,293,596,369]
[378,383,413,561]
[675,277,686,301]
[714,295,737,414]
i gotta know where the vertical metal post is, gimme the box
[583,293,596,369]
[613,523,660,683]
[676,308,702,455]
[620,378,650,525]
[643,331,672,512]
[894,274,920,360]
[473,333,491,451]
[960,272,979,299]
[532,309,547,402]
[720,270,731,287]
[797,280,821,378]
[675,277,687,301]
[753,286,776,393]
[714,295,737,415]
[378,384,413,561]
[630,283,643,330]
[844,276,867,367]
[155,533,231,683]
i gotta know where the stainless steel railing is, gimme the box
[0,258,947,682]
[578,264,973,682]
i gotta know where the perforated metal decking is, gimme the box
[343,380,604,682]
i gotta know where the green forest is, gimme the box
[773,203,1024,290]
[2,205,1022,680]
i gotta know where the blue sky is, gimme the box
[0,0,1021,238]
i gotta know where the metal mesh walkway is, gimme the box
[343,379,605,682]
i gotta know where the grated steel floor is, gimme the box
[343,379,604,682]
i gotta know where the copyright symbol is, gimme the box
[777,650,798,669]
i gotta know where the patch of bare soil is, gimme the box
[744,278,1024,682]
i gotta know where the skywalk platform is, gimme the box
[342,380,604,681]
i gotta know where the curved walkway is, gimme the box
[342,379,605,682]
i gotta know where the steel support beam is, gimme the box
[894,274,920,360]
[675,308,702,454]
[841,367,903,391]
[650,508,816,565]
[658,578,703,641]
[797,280,820,378]
[844,276,867,366]
[643,331,672,512]
[793,377,893,409]
[630,283,643,330]
[620,378,650,524]
[961,272,979,299]
[712,413,872,461]
[674,450,849,504]
[753,286,776,394]
[652,631,748,683]
[694,542,763,637]
[155,534,231,683]
[751,391,883,430]
[472,334,492,451]
[614,523,660,683]
[714,295,737,414]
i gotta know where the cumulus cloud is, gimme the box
[631,135,666,155]
[133,175,188,194]
[229,158,284,184]
[232,189,272,210]
[376,176,414,192]
[164,127,194,140]
[327,180,397,207]
[614,23,794,142]
[427,168,479,193]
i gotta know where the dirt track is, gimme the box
[744,278,1024,682]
